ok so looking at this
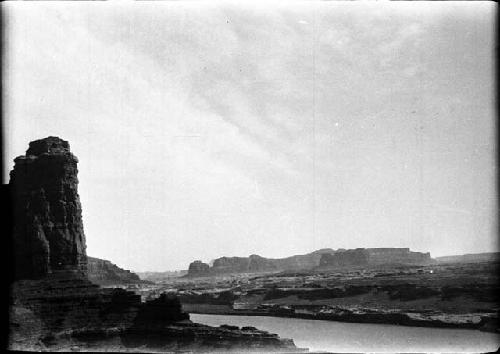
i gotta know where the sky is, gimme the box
[3,1,497,272]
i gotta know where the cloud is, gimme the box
[4,2,496,269]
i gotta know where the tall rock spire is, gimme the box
[9,136,87,279]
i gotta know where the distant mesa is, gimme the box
[188,260,211,277]
[187,247,434,277]
[187,250,333,277]
[436,252,500,264]
[318,248,432,269]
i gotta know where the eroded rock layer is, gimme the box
[188,260,211,277]
[10,137,87,279]
[319,248,432,268]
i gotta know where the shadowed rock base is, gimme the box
[9,275,298,352]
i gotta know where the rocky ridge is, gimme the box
[188,249,336,277]
[137,270,188,282]
[187,248,433,277]
[436,252,500,264]
[318,248,432,269]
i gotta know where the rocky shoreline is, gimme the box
[169,261,500,335]
[182,303,498,332]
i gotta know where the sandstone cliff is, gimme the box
[136,270,188,282]
[10,137,87,280]
[188,260,211,277]
[187,249,337,277]
[87,257,150,286]
[187,247,434,277]
[319,248,432,268]
[8,137,298,352]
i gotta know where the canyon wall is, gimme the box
[187,249,337,277]
[319,248,432,268]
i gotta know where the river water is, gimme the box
[191,314,500,353]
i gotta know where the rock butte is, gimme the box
[8,137,300,352]
[10,136,87,279]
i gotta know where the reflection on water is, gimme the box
[192,314,500,353]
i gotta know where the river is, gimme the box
[191,314,500,353]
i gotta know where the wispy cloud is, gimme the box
[4,2,496,270]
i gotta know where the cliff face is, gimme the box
[9,137,87,280]
[188,249,337,277]
[274,249,335,271]
[187,260,210,277]
[319,249,369,267]
[87,257,147,285]
[9,137,146,286]
[212,256,252,273]
[319,248,432,268]
[187,248,433,277]
[9,137,298,352]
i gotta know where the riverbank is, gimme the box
[192,314,500,353]
[182,303,499,332]
[140,261,499,334]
